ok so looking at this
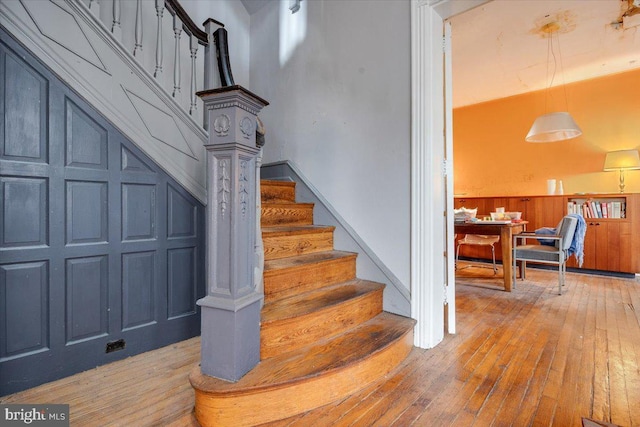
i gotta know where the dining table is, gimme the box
[454,220,528,292]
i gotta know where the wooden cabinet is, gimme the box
[454,193,639,274]
[568,220,633,272]
[565,195,635,273]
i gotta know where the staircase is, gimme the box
[190,180,416,426]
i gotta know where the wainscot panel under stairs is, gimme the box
[190,180,415,426]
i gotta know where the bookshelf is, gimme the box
[566,196,627,219]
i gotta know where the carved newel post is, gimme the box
[196,86,269,381]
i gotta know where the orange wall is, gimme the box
[453,68,640,197]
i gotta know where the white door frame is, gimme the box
[444,20,456,334]
[410,0,489,348]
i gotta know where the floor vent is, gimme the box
[106,339,126,353]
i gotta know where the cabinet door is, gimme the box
[574,221,598,270]
[593,222,613,271]
[568,220,633,273]
[506,197,530,218]
[569,220,605,270]
[601,221,633,273]
[530,196,565,231]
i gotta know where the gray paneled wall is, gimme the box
[0,29,205,395]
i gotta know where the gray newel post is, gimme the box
[196,85,269,381]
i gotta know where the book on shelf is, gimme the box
[591,200,602,218]
[612,201,621,218]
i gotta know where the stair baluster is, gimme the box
[111,0,122,40]
[154,0,164,78]
[189,34,198,115]
[172,14,182,97]
[133,0,143,57]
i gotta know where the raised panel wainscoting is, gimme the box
[0,30,205,395]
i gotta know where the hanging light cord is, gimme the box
[544,31,557,113]
[555,30,570,111]
[544,28,571,113]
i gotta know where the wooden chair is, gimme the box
[456,234,500,274]
[512,215,578,295]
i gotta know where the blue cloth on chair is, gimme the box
[568,213,586,267]
[535,227,557,246]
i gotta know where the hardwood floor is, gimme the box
[2,266,639,426]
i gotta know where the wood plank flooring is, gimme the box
[2,266,639,426]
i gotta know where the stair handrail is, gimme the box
[164,0,211,45]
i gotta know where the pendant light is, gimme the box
[526,21,582,143]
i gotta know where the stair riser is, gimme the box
[264,256,356,303]
[261,204,314,227]
[261,183,295,203]
[263,231,334,261]
[192,329,414,427]
[261,289,383,359]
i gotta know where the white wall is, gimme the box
[181,0,251,87]
[250,0,412,289]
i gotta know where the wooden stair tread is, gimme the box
[261,279,384,323]
[261,180,296,187]
[261,180,296,203]
[262,202,313,207]
[263,250,357,303]
[190,312,415,395]
[263,226,335,261]
[262,225,335,237]
[264,250,356,272]
[261,202,314,226]
[260,199,304,208]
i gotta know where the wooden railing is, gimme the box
[85,0,226,127]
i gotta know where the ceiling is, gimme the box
[449,0,640,108]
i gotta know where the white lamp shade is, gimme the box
[525,112,583,143]
[603,150,640,171]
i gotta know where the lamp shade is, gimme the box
[525,112,583,143]
[603,149,640,171]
